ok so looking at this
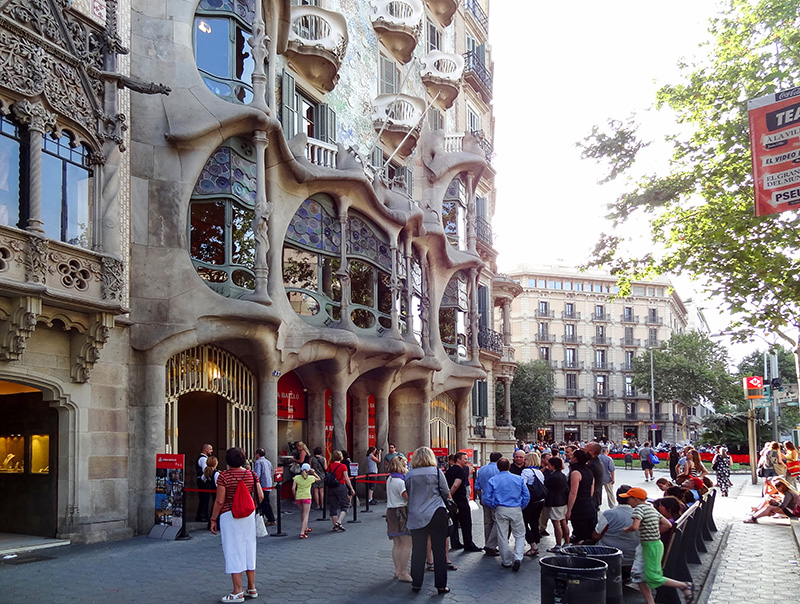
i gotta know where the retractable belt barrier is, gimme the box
[184,484,285,537]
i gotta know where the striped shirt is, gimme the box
[631,503,661,542]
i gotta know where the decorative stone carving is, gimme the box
[70,311,114,382]
[24,234,49,284]
[11,98,57,133]
[0,295,42,361]
[100,255,124,301]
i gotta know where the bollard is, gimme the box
[348,485,361,524]
[270,486,286,537]
[316,482,328,521]
[362,474,373,513]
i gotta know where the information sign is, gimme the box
[155,453,184,528]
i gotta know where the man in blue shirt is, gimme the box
[483,458,530,571]
[475,452,502,556]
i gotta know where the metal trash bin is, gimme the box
[561,545,623,604]
[539,555,607,604]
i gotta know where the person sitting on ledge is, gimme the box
[744,478,798,523]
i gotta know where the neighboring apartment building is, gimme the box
[0,0,516,542]
[508,265,702,445]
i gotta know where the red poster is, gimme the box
[325,388,333,460]
[368,394,376,447]
[278,372,307,419]
[748,86,800,216]
[155,453,184,527]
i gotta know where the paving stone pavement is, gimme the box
[0,468,792,604]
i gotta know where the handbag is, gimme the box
[289,461,301,475]
[649,452,660,465]
[255,513,268,537]
[231,471,257,518]
[786,459,800,477]
[442,496,459,522]
[527,474,548,502]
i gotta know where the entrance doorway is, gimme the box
[0,382,58,537]
[563,426,581,443]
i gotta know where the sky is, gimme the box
[486,1,767,362]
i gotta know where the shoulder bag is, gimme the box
[528,473,548,502]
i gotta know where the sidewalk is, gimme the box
[699,477,800,604]
[0,468,795,604]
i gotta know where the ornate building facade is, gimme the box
[508,265,703,445]
[0,0,517,542]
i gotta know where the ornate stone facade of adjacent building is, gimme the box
[0,0,517,542]
[508,265,704,445]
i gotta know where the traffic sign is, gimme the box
[744,376,763,388]
[650,424,658,430]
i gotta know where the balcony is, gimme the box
[621,362,635,372]
[645,315,663,325]
[562,360,584,370]
[476,325,503,354]
[470,130,495,163]
[442,131,493,163]
[591,312,611,321]
[371,94,426,157]
[539,359,558,369]
[655,413,671,422]
[623,389,642,399]
[619,337,640,347]
[594,389,615,399]
[534,332,555,343]
[476,216,494,248]
[535,309,554,319]
[554,389,584,398]
[0,226,123,381]
[645,338,660,348]
[304,137,338,168]
[425,0,458,26]
[591,362,615,371]
[463,50,492,102]
[285,5,349,92]
[592,336,612,346]
[625,412,638,420]
[464,0,488,32]
[562,334,582,344]
[420,50,464,110]
[562,310,581,320]
[370,0,423,65]
[620,314,639,324]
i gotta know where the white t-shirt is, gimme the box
[386,475,408,508]
[521,467,545,485]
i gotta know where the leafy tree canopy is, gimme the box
[737,345,798,382]
[577,0,800,378]
[503,360,555,439]
[632,331,741,411]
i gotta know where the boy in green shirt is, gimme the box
[621,487,694,604]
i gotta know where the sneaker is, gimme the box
[512,560,521,572]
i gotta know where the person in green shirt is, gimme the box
[621,487,694,604]
[293,463,319,539]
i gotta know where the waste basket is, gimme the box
[539,555,607,604]
[624,454,633,469]
[561,545,623,604]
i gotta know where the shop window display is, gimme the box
[0,435,24,473]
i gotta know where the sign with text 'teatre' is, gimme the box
[749,86,800,216]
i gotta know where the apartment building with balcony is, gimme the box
[0,0,515,542]
[508,265,701,445]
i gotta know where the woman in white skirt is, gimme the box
[210,447,264,603]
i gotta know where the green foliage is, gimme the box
[506,360,555,439]
[737,346,798,382]
[579,0,800,365]
[698,411,771,451]
[633,332,741,411]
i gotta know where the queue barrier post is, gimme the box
[317,482,328,521]
[363,473,373,513]
[268,485,286,537]
[348,475,361,524]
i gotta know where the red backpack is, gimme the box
[231,471,256,518]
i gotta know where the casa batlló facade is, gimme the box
[0,0,518,542]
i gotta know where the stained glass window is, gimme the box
[286,197,341,253]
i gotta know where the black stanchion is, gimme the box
[348,479,361,524]
[316,482,328,521]
[362,473,373,513]
[270,486,287,537]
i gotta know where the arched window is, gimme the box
[189,139,257,297]
[194,0,257,104]
[398,248,422,343]
[282,199,393,331]
[439,271,467,359]
[283,196,342,321]
[442,176,466,250]
[0,115,92,248]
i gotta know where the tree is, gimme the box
[737,346,799,433]
[633,332,741,411]
[698,411,771,453]
[577,0,800,395]
[501,360,555,439]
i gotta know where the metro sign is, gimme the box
[743,376,765,399]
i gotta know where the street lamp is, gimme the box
[650,347,656,446]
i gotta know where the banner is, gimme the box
[155,453,184,527]
[748,86,800,215]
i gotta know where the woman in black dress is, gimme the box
[566,449,597,544]
[669,446,680,480]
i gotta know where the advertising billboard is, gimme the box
[748,85,800,216]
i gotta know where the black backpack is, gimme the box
[325,462,342,488]
[527,474,548,502]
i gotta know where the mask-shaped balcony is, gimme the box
[425,0,459,27]
[420,51,463,110]
[284,5,349,93]
[370,0,423,65]
[372,94,426,158]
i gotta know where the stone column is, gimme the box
[243,129,272,304]
[259,376,278,467]
[137,361,166,534]
[465,171,476,254]
[306,389,326,453]
[468,268,480,362]
[12,100,56,234]
[456,390,470,450]
[375,393,389,454]
[351,392,369,473]
[503,299,511,346]
[331,388,348,453]
[503,377,512,423]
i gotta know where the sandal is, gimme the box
[221,593,244,603]
[524,548,539,557]
[299,533,308,539]
[743,517,757,524]
[245,589,258,599]
[447,563,457,571]
[426,563,435,571]
[682,582,695,604]
[304,527,313,533]
[437,587,450,594]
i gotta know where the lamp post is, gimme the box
[650,347,656,446]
